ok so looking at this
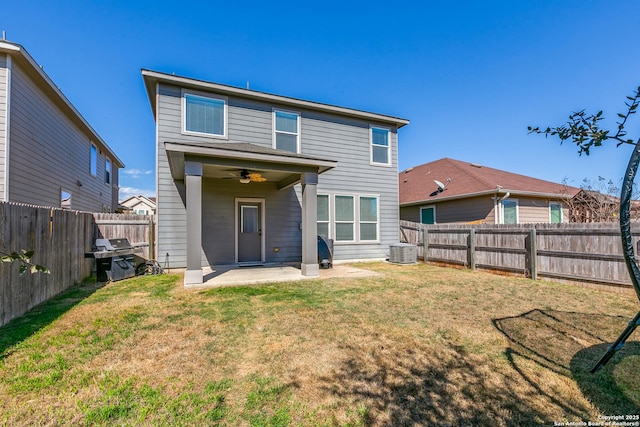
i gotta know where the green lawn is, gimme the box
[0,263,638,426]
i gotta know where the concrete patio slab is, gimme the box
[185,263,382,289]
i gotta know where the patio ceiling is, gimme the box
[164,141,337,189]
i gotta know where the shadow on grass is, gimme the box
[494,309,640,416]
[0,280,104,360]
[319,342,558,426]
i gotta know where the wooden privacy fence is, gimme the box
[93,213,155,260]
[400,220,640,290]
[0,202,155,326]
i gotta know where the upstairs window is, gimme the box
[371,126,390,165]
[105,159,111,184]
[273,110,300,153]
[90,144,97,176]
[183,90,227,138]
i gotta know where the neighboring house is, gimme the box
[400,158,579,225]
[120,194,156,215]
[0,40,123,212]
[142,70,409,285]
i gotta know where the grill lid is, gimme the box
[96,238,133,252]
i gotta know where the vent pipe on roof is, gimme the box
[1,31,5,40]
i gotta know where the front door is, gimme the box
[237,201,263,263]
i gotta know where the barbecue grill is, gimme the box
[90,238,141,282]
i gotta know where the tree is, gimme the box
[528,86,640,372]
[0,249,50,275]
[560,176,640,223]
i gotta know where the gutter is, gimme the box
[400,188,575,207]
[141,69,410,128]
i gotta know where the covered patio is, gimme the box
[181,263,383,289]
[164,141,337,285]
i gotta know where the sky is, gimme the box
[3,1,640,199]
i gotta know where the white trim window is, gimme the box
[318,194,380,243]
[61,189,71,210]
[501,198,518,224]
[359,196,379,241]
[105,158,111,185]
[182,89,228,138]
[317,194,330,238]
[335,195,355,242]
[273,109,300,153]
[420,206,436,224]
[370,126,391,166]
[90,143,97,176]
[549,202,563,224]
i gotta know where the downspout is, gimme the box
[492,187,510,224]
[3,55,11,201]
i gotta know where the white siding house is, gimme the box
[142,70,409,285]
[0,40,123,212]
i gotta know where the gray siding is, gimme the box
[202,180,302,265]
[401,196,495,225]
[518,198,565,224]
[400,196,570,224]
[156,83,400,267]
[0,54,7,201]
[8,61,116,211]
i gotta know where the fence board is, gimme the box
[0,202,156,326]
[400,220,640,291]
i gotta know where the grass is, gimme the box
[0,263,639,426]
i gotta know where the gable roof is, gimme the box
[120,194,156,207]
[400,158,580,206]
[0,40,124,168]
[141,69,409,129]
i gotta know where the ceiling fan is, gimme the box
[228,169,266,184]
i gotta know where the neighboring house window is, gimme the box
[550,202,563,223]
[420,206,436,224]
[370,126,391,165]
[136,209,147,215]
[317,194,330,238]
[319,194,380,242]
[90,144,97,176]
[105,159,111,184]
[502,199,518,224]
[183,90,227,137]
[273,110,300,153]
[335,195,355,241]
[61,189,71,210]
[359,196,378,241]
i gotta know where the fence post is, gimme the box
[527,228,537,280]
[148,217,155,260]
[468,228,476,270]
[422,225,428,263]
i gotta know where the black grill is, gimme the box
[90,238,139,282]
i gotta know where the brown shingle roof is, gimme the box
[399,158,580,205]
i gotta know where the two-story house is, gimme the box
[120,194,156,215]
[0,40,123,211]
[142,70,409,285]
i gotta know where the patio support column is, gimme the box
[301,172,319,276]
[184,161,203,285]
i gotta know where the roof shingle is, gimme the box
[400,158,579,205]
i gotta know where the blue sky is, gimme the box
[3,1,640,199]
